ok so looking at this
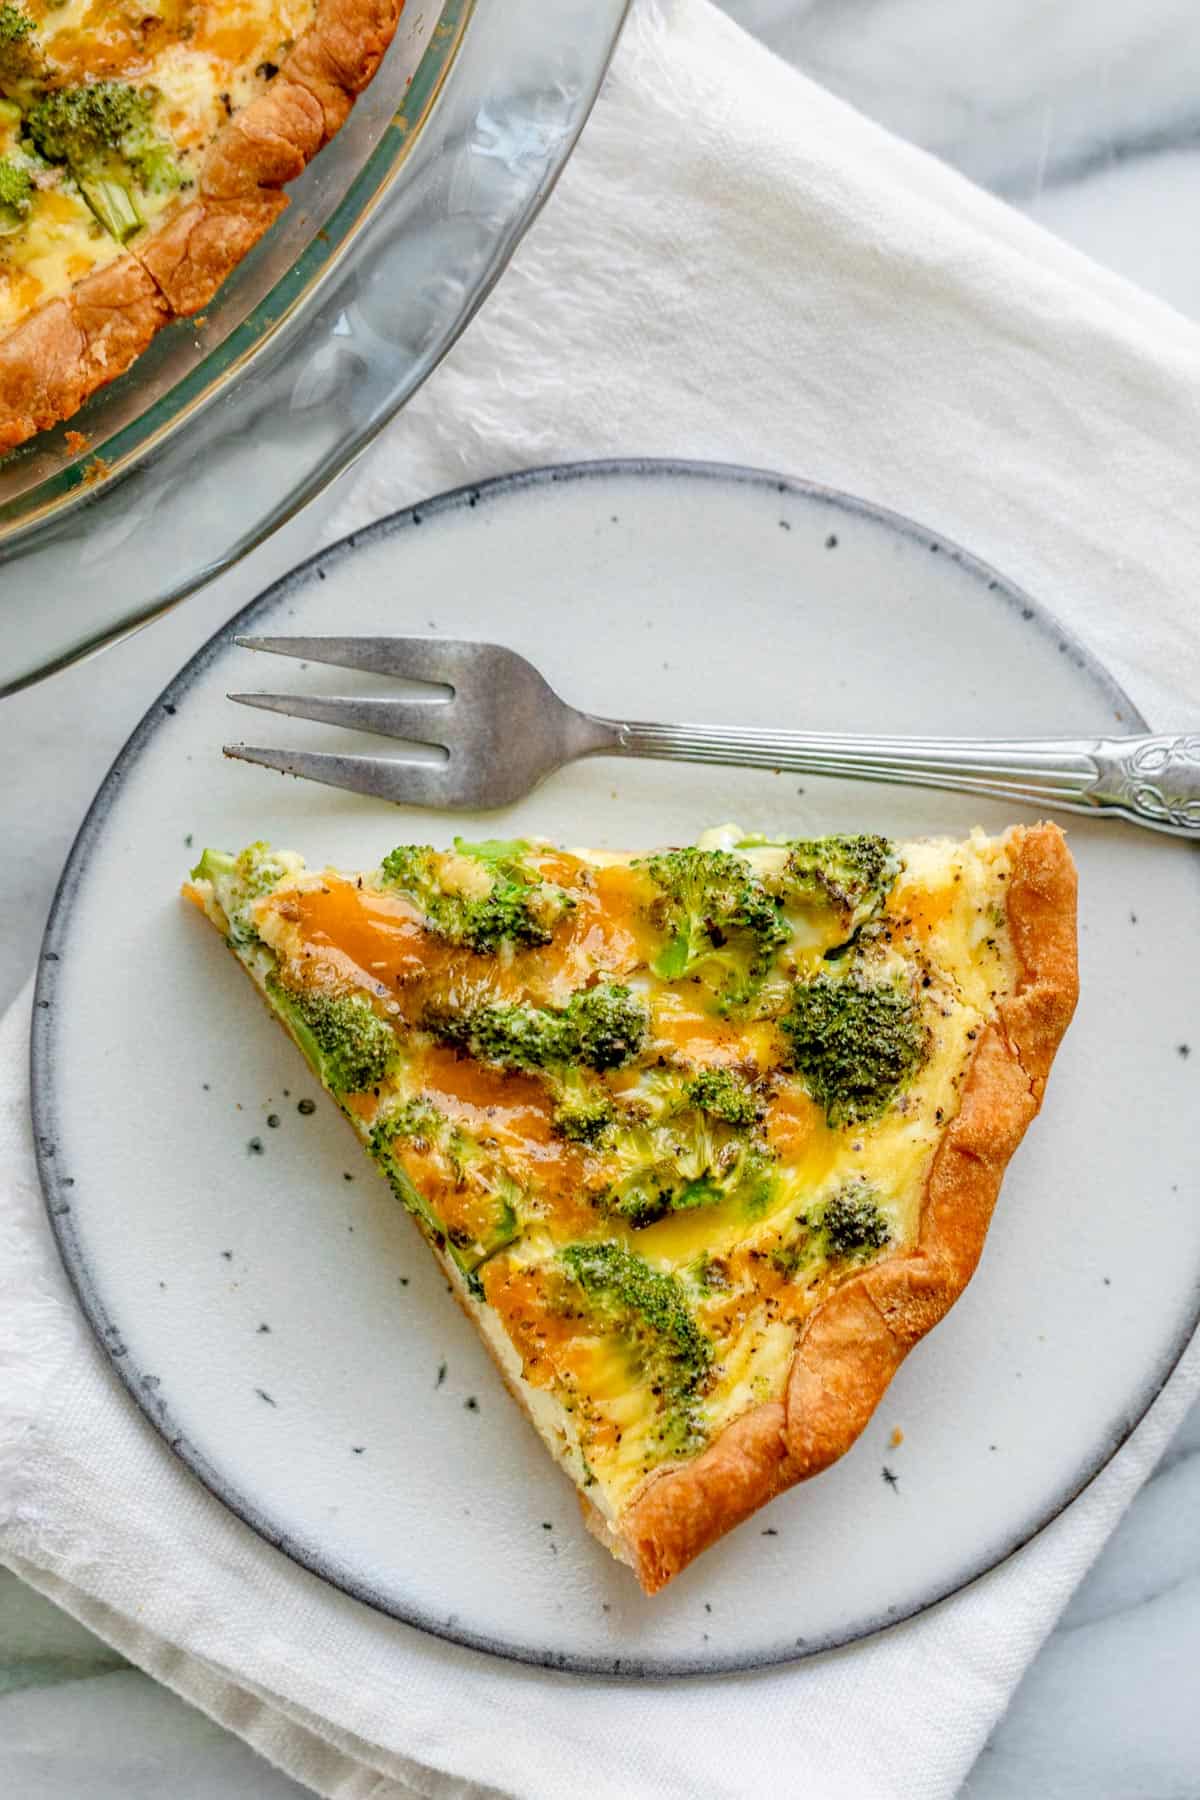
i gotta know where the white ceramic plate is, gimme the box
[33,462,1200,1676]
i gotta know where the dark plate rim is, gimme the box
[30,456,1196,1680]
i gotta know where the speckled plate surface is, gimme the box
[32,461,1200,1676]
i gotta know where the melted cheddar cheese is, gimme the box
[190,827,1020,1526]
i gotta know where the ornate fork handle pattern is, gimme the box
[605,724,1200,840]
[1088,734,1200,832]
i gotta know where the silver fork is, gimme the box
[225,636,1200,837]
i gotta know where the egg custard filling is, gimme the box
[185,821,1077,1590]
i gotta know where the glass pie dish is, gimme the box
[0,0,630,694]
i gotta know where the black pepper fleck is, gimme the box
[255,1388,277,1407]
[248,1137,264,1155]
[882,1466,899,1491]
[464,1396,478,1411]
[825,533,838,549]
[436,1361,447,1388]
[298,1098,316,1115]
[266,1114,280,1129]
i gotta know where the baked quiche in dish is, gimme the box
[185,821,1078,1591]
[0,0,404,449]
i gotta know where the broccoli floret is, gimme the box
[772,835,901,931]
[191,842,290,946]
[780,970,926,1127]
[232,841,289,900]
[369,1094,521,1277]
[592,1071,773,1228]
[451,837,534,871]
[637,847,790,1012]
[24,82,183,240]
[442,998,558,1069]
[561,1240,712,1447]
[190,846,237,884]
[593,1120,687,1227]
[427,983,647,1075]
[0,5,37,81]
[765,1181,890,1280]
[0,154,32,230]
[380,841,573,954]
[605,1139,773,1229]
[549,1067,614,1145]
[0,4,33,42]
[267,977,395,1094]
[568,984,649,1071]
[369,1095,442,1154]
[821,1178,891,1258]
[682,1066,760,1128]
[426,984,646,1147]
[27,81,149,167]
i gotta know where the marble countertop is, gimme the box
[4,2,1200,1795]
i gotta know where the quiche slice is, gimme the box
[184,821,1078,1591]
[0,0,403,449]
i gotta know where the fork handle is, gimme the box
[592,723,1200,839]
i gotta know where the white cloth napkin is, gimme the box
[4,1,1200,1795]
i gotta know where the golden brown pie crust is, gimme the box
[187,819,1078,1595]
[618,821,1078,1591]
[0,0,404,449]
[0,255,168,450]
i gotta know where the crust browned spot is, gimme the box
[284,0,404,133]
[134,192,290,316]
[0,256,167,451]
[0,0,406,447]
[621,822,1078,1592]
[201,80,327,198]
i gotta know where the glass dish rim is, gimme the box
[0,0,634,696]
